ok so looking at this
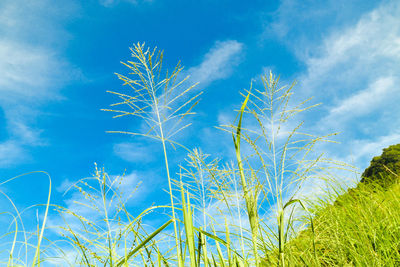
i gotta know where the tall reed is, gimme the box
[103,43,201,266]
[217,72,340,266]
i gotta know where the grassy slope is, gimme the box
[264,180,400,266]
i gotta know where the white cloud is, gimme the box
[188,40,244,88]
[347,132,400,169]
[258,0,400,200]
[265,0,379,56]
[0,41,55,94]
[299,1,400,99]
[113,142,156,163]
[0,0,78,167]
[8,120,46,146]
[322,76,396,127]
[99,0,152,7]
[292,1,400,160]
[56,178,74,193]
[0,140,27,167]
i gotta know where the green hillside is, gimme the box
[361,144,400,187]
[264,144,400,266]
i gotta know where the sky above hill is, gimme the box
[0,0,399,235]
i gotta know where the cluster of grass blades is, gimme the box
[0,168,173,266]
[3,43,398,266]
[0,171,51,266]
[54,164,172,266]
[265,180,400,266]
[102,43,345,266]
[208,72,345,266]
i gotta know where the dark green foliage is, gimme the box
[360,143,400,187]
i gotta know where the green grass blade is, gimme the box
[115,219,173,267]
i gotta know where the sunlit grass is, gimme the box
[0,43,398,266]
[265,181,400,266]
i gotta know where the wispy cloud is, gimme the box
[264,0,378,56]
[113,142,157,163]
[99,0,153,7]
[290,1,400,168]
[188,40,244,88]
[322,76,397,129]
[0,0,78,167]
[258,0,400,194]
[0,41,63,98]
[347,132,400,167]
[300,1,400,99]
[0,141,26,168]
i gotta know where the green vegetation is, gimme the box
[265,180,400,266]
[361,143,400,187]
[1,44,399,266]
[263,145,400,266]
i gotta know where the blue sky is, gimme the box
[0,0,400,253]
